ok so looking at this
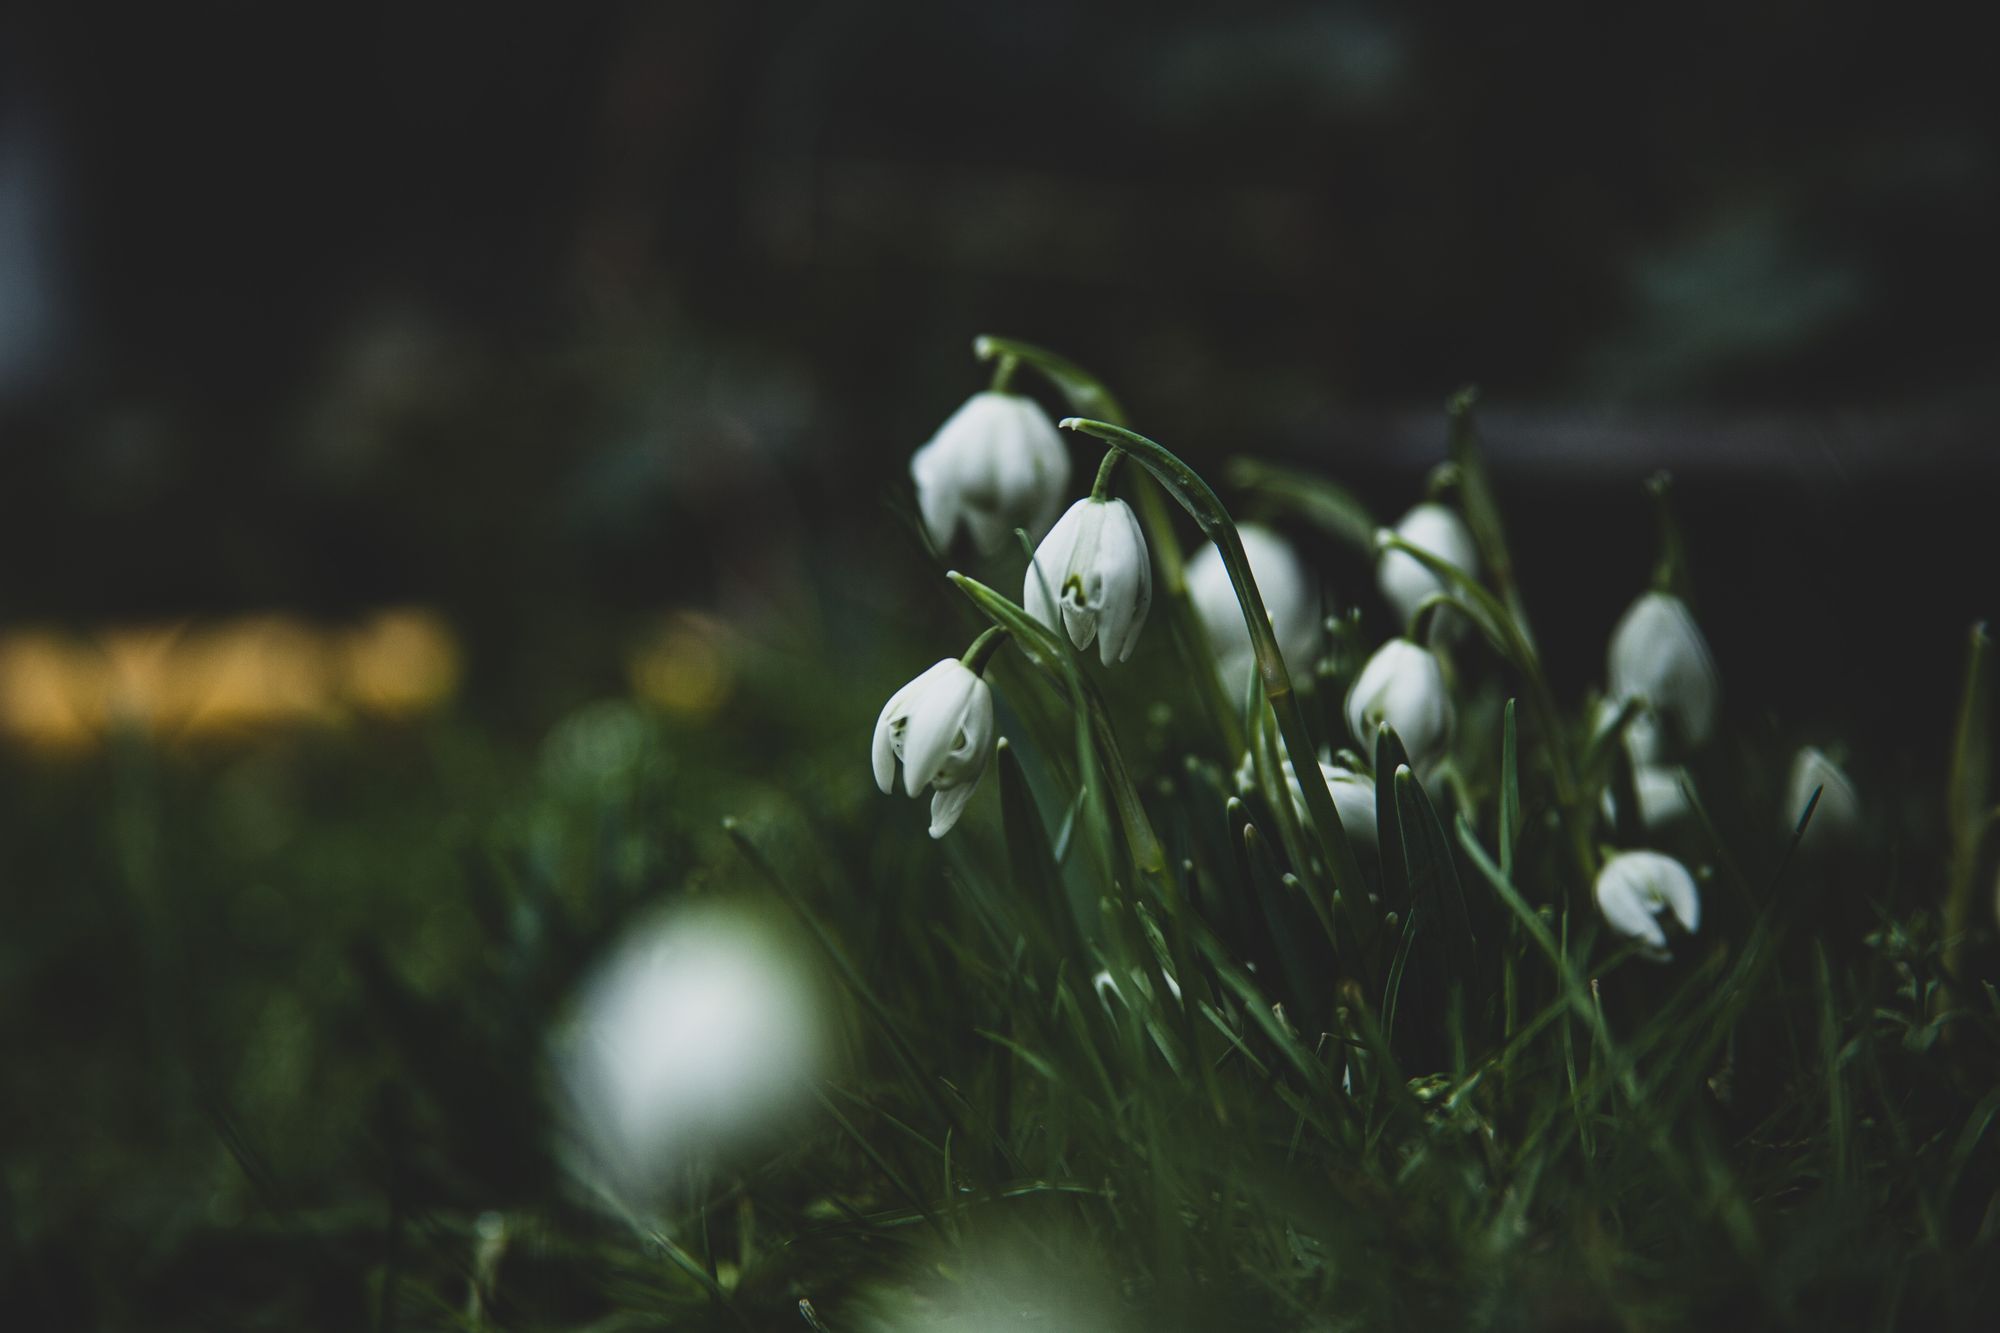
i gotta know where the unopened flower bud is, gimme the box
[1186,523,1320,692]
[1235,751,1379,851]
[1376,503,1478,634]
[1607,592,1719,755]
[1345,638,1454,768]
[910,391,1070,555]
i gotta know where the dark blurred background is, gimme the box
[1,0,1996,744]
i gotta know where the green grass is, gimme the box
[4,358,1998,1331]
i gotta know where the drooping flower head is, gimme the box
[872,657,997,838]
[1377,502,1478,634]
[1187,522,1321,693]
[1024,496,1153,665]
[1594,850,1701,958]
[1345,638,1454,769]
[911,391,1071,555]
[1607,592,1719,756]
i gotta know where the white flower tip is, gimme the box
[1057,416,1084,431]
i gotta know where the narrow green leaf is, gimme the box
[1944,621,1993,999]
[1224,457,1379,554]
[974,335,1129,426]
[1062,416,1371,969]
[1398,767,1476,986]
[1444,387,1537,652]
[1500,698,1520,878]
[1373,723,1412,915]
[996,738,1087,959]
[948,570,1164,877]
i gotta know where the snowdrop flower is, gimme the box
[1377,502,1478,634]
[1345,638,1454,768]
[1024,496,1152,665]
[556,903,826,1197]
[1600,763,1694,833]
[1187,523,1320,692]
[1593,695,1667,767]
[1235,751,1378,851]
[1607,592,1719,755]
[1595,850,1701,958]
[1785,745,1859,844]
[872,657,996,838]
[911,391,1070,555]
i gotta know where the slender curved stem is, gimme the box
[1090,450,1120,502]
[947,570,1166,879]
[1379,532,1595,888]
[1060,416,1373,969]
[972,335,1243,757]
[960,625,1010,674]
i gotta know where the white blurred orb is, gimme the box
[555,902,827,1198]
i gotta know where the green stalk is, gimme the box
[973,336,1244,757]
[1942,621,1992,1016]
[1059,416,1374,970]
[1445,388,1537,653]
[947,570,1166,879]
[1378,532,1595,888]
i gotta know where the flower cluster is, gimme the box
[876,378,1159,837]
[875,343,1860,983]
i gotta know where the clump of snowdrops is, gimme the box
[837,337,2000,1328]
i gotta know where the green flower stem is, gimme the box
[947,570,1166,880]
[1942,621,1992,1018]
[1222,458,1378,556]
[1089,449,1121,502]
[951,565,1205,1079]
[988,352,1020,393]
[1646,471,1691,601]
[1378,533,1594,885]
[960,625,1010,674]
[1446,388,1538,654]
[1060,416,1374,968]
[973,335,1244,758]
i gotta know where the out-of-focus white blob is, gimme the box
[1345,638,1453,769]
[554,903,827,1201]
[1186,523,1321,697]
[1785,745,1859,847]
[1234,750,1379,852]
[1606,592,1719,756]
[1376,502,1478,638]
[860,1230,1132,1333]
[1090,966,1183,1007]
[1592,695,1667,767]
[1599,763,1694,834]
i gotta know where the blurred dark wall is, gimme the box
[0,0,1994,733]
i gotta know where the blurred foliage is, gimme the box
[4,388,1998,1326]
